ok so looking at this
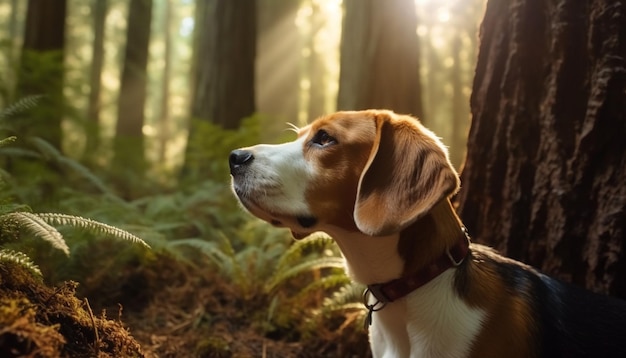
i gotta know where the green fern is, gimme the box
[273,233,335,274]
[0,211,70,255]
[0,95,43,120]
[321,281,365,313]
[27,137,113,195]
[0,136,16,147]
[37,213,150,249]
[0,249,42,278]
[265,256,345,293]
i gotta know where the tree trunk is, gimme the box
[256,0,301,125]
[337,0,423,118]
[188,0,256,129]
[306,1,326,122]
[113,0,152,194]
[449,32,466,169]
[16,0,67,149]
[456,0,626,298]
[157,0,172,164]
[182,0,256,178]
[85,0,107,162]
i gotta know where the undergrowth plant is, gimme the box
[0,98,149,279]
[170,224,362,337]
[0,97,365,341]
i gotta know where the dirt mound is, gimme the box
[0,261,144,357]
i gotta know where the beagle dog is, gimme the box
[229,110,626,358]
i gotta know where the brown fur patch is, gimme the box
[398,199,536,357]
[354,111,460,236]
[302,112,377,230]
[456,247,537,358]
[398,199,463,275]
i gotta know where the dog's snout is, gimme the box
[229,149,254,174]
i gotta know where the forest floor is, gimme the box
[0,254,371,357]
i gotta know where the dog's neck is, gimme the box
[399,199,465,277]
[324,198,465,286]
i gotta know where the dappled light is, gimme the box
[1,0,624,356]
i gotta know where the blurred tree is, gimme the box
[15,0,67,149]
[182,0,256,177]
[337,0,423,118]
[305,1,328,122]
[187,0,256,129]
[85,0,108,163]
[457,0,626,298]
[157,0,172,164]
[113,0,153,194]
[4,0,20,96]
[257,0,301,124]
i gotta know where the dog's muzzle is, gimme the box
[229,149,254,175]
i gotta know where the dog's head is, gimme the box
[229,110,459,238]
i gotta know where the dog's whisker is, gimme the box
[285,122,300,133]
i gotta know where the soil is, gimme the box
[0,255,372,357]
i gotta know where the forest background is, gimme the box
[0,0,624,357]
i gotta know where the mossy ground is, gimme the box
[0,261,143,357]
[0,255,371,357]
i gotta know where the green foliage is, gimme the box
[0,211,70,255]
[0,100,149,279]
[266,233,344,292]
[170,227,357,337]
[0,207,150,276]
[183,114,294,180]
[37,213,149,249]
[0,249,42,278]
[0,95,44,121]
[0,95,363,343]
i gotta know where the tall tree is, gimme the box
[157,0,172,164]
[305,1,328,122]
[337,0,423,118]
[85,0,108,162]
[113,0,152,193]
[15,0,67,149]
[188,0,256,129]
[457,0,626,298]
[182,0,256,177]
[257,0,301,124]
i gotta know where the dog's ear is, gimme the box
[354,112,460,236]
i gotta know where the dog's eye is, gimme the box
[311,130,336,147]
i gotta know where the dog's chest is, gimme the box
[369,270,485,358]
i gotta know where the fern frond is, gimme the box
[0,212,69,255]
[0,95,44,120]
[0,136,16,147]
[322,282,365,312]
[265,257,345,292]
[0,249,42,277]
[167,238,228,262]
[28,137,113,194]
[36,213,150,249]
[274,233,335,273]
[292,273,352,303]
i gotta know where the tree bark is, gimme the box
[182,0,256,178]
[337,0,423,118]
[85,0,107,162]
[113,0,152,194]
[188,0,256,129]
[456,0,626,298]
[256,0,300,124]
[306,1,327,122]
[157,0,172,164]
[16,0,67,149]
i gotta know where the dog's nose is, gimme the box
[229,149,254,173]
